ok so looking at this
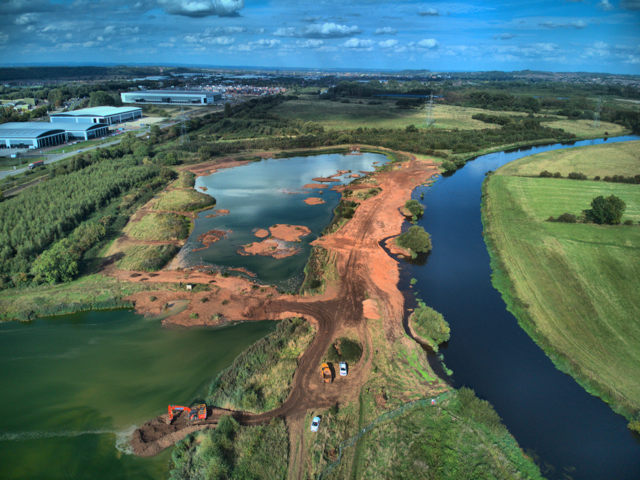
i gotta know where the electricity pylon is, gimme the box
[425,93,434,127]
[593,97,602,129]
[180,106,190,146]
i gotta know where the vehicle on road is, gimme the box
[28,160,44,169]
[339,362,348,377]
[321,363,332,383]
[310,416,321,432]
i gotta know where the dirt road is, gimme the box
[128,156,440,462]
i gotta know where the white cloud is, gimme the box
[417,38,438,48]
[202,35,235,45]
[121,27,139,35]
[378,39,398,49]
[374,27,397,36]
[0,33,8,44]
[14,13,38,25]
[154,0,245,18]
[205,26,245,35]
[231,38,280,51]
[493,33,516,40]
[158,42,174,47]
[539,20,587,29]
[340,38,374,50]
[596,0,614,11]
[418,8,439,16]
[104,25,116,34]
[296,39,324,48]
[273,22,361,39]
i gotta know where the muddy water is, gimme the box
[401,135,640,480]
[0,310,276,479]
[186,153,388,288]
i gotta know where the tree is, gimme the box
[224,102,232,118]
[404,199,424,217]
[89,91,116,107]
[411,305,450,351]
[584,195,626,225]
[396,225,432,257]
[31,239,81,284]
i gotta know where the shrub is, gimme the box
[326,337,363,364]
[404,199,424,218]
[396,226,432,257]
[539,170,553,178]
[553,172,562,178]
[584,195,626,225]
[189,313,199,319]
[411,305,450,351]
[441,161,456,172]
[555,213,577,223]
[629,417,640,433]
[624,219,634,226]
[568,172,587,180]
[149,296,157,302]
[594,176,601,181]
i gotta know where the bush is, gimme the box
[624,219,634,226]
[584,195,626,225]
[326,337,363,364]
[553,172,562,178]
[396,226,432,257]
[568,172,587,180]
[404,199,424,218]
[31,238,81,285]
[551,213,577,223]
[441,160,456,172]
[411,305,450,351]
[539,170,553,178]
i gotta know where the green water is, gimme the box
[0,310,276,479]
[187,153,388,288]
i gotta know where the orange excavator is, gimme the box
[167,404,207,424]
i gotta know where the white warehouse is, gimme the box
[121,90,222,105]
[50,106,142,125]
[0,122,109,149]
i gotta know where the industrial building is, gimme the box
[121,90,222,105]
[0,122,109,149]
[50,106,142,125]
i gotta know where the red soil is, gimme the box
[193,230,227,252]
[205,209,230,218]
[254,229,270,238]
[304,197,325,205]
[228,267,257,277]
[239,239,300,259]
[302,183,327,189]
[312,177,340,183]
[269,224,311,242]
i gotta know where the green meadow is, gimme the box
[483,144,640,418]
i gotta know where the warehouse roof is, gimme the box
[50,106,141,118]
[125,90,215,95]
[0,121,108,138]
[0,122,65,138]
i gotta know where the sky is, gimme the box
[0,0,639,74]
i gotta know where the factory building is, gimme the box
[0,122,109,149]
[121,90,222,105]
[50,106,142,125]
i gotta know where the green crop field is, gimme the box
[483,152,640,417]
[539,119,627,139]
[124,213,191,241]
[498,140,640,179]
[115,244,179,271]
[271,97,526,131]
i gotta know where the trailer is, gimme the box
[28,160,44,169]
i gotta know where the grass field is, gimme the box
[540,119,626,138]
[271,97,522,131]
[0,274,167,321]
[46,136,116,154]
[483,156,640,417]
[153,188,216,212]
[124,213,191,241]
[114,244,180,271]
[498,140,640,179]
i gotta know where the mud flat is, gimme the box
[254,228,270,238]
[193,230,228,252]
[312,177,341,183]
[205,209,230,218]
[304,197,326,205]
[239,239,301,259]
[302,183,328,189]
[269,224,311,242]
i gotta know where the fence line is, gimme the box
[317,391,450,480]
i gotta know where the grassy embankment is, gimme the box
[482,140,640,420]
[106,171,215,272]
[207,317,315,413]
[170,416,288,480]
[0,274,170,321]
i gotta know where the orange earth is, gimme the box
[302,183,328,189]
[254,229,270,238]
[304,197,325,205]
[123,149,444,462]
[269,224,311,242]
[205,209,230,218]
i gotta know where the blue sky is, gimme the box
[1,0,639,73]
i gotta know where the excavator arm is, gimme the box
[168,405,191,420]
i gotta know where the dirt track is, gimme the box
[128,155,440,461]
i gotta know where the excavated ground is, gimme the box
[123,154,440,459]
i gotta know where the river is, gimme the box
[400,134,640,480]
